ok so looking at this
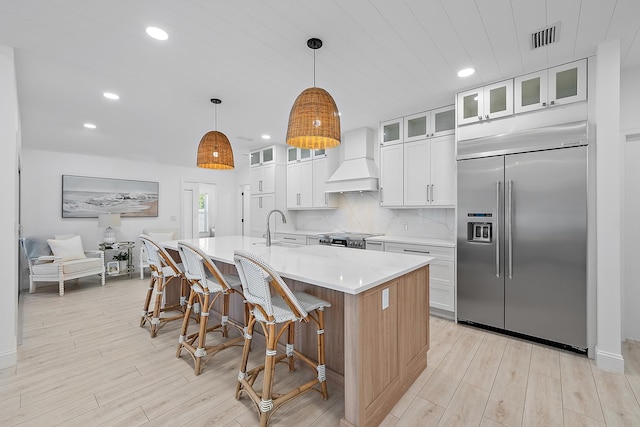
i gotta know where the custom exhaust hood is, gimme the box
[325,127,379,193]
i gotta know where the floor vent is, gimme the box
[531,23,559,49]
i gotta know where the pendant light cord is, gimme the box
[214,103,218,131]
[313,48,316,87]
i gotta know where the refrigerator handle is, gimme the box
[496,180,500,278]
[508,179,513,279]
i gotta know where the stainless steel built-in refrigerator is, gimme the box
[457,121,588,351]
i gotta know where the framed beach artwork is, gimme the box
[62,175,159,218]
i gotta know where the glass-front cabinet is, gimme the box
[403,111,429,142]
[457,79,513,125]
[431,105,455,137]
[250,146,276,167]
[403,105,455,142]
[514,59,587,114]
[380,118,403,146]
[287,147,312,163]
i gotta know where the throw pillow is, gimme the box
[47,235,87,261]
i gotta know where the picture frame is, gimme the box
[62,175,159,218]
[106,261,120,275]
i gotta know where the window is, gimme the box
[199,193,209,233]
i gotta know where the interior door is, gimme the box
[504,146,587,348]
[181,182,199,239]
[457,155,505,329]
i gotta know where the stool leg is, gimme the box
[176,286,196,358]
[260,321,277,427]
[140,275,156,327]
[316,308,328,399]
[236,314,255,399]
[150,276,165,338]
[221,291,230,338]
[287,323,295,372]
[194,291,210,376]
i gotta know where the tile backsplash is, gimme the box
[291,192,455,241]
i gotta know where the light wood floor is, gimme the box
[3,276,640,426]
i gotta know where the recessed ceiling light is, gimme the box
[103,92,120,100]
[84,123,97,129]
[146,26,168,41]
[457,68,475,78]
[261,134,271,140]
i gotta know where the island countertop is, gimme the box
[162,235,433,295]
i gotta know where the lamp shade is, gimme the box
[98,213,121,227]
[197,130,235,169]
[286,87,341,149]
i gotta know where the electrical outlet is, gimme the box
[382,288,389,310]
[402,222,408,230]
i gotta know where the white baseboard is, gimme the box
[595,346,625,373]
[0,348,17,370]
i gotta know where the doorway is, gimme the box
[181,180,218,239]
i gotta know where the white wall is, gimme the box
[621,65,640,340]
[595,39,623,372]
[0,44,19,369]
[21,149,240,266]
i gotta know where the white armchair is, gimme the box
[139,229,178,279]
[20,235,105,296]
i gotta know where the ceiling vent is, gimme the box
[531,23,559,49]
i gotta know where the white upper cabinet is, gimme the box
[380,144,404,207]
[286,161,313,208]
[514,59,588,114]
[429,136,455,205]
[403,105,455,143]
[285,147,337,210]
[431,105,456,137]
[403,136,455,207]
[312,157,337,208]
[250,145,277,167]
[287,147,312,163]
[380,118,403,146]
[457,79,513,125]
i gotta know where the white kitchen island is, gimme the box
[163,236,433,427]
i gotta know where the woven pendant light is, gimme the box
[197,98,234,170]
[286,38,340,149]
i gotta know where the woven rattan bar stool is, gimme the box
[139,234,189,338]
[176,241,246,375]
[233,250,331,427]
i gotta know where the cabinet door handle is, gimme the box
[431,184,434,202]
[380,188,384,203]
[403,249,430,254]
[508,180,513,279]
[542,102,547,107]
[283,237,296,241]
[478,116,482,120]
[426,185,430,203]
[324,193,328,206]
[259,180,263,192]
[485,114,489,119]
[550,100,555,105]
[259,197,263,208]
[496,180,500,278]
[368,242,382,245]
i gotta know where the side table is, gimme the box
[99,241,136,279]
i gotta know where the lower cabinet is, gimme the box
[380,241,455,316]
[273,232,308,245]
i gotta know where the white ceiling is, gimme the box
[1,0,639,168]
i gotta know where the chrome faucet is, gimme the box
[266,209,286,246]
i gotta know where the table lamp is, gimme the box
[98,213,121,244]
